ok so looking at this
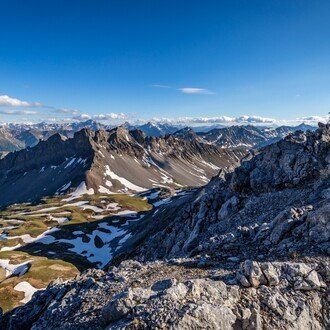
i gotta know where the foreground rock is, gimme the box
[1,258,328,329]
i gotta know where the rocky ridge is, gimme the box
[197,123,316,148]
[0,121,316,154]
[0,126,245,206]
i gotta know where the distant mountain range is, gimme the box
[0,120,316,156]
[194,123,316,148]
[174,123,316,148]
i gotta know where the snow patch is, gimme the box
[64,157,76,168]
[49,215,69,224]
[0,244,21,251]
[104,165,146,192]
[0,259,31,277]
[14,281,40,304]
[99,185,113,194]
[63,182,94,201]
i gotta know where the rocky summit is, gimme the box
[1,123,329,330]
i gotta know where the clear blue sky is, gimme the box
[0,0,330,124]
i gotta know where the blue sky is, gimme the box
[0,0,330,125]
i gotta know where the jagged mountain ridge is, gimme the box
[196,123,316,148]
[124,121,182,137]
[0,121,182,153]
[0,126,246,207]
[0,120,316,154]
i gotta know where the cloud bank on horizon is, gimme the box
[0,94,328,126]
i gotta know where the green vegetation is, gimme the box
[0,192,153,312]
[0,251,79,312]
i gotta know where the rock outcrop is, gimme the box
[1,259,328,329]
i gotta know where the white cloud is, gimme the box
[296,116,328,124]
[152,115,276,125]
[236,115,277,123]
[151,85,214,94]
[73,114,91,120]
[55,108,79,115]
[72,113,128,121]
[178,87,214,95]
[93,113,128,120]
[0,95,41,107]
[0,110,38,115]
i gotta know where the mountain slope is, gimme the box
[132,122,330,260]
[0,127,246,207]
[2,123,328,329]
[0,127,24,152]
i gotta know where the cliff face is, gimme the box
[2,124,328,330]
[230,123,330,193]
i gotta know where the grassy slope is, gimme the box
[0,193,152,312]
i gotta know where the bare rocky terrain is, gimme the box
[0,126,245,207]
[1,123,328,329]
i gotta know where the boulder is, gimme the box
[238,260,267,288]
[260,262,279,286]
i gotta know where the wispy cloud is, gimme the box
[0,95,41,107]
[151,85,214,95]
[0,95,81,117]
[178,87,214,95]
[296,116,328,124]
[0,109,38,115]
[72,113,128,121]
[55,108,79,115]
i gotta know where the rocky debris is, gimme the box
[284,263,327,291]
[236,260,328,293]
[217,195,240,220]
[231,123,330,194]
[254,206,312,244]
[237,260,267,287]
[1,259,328,329]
